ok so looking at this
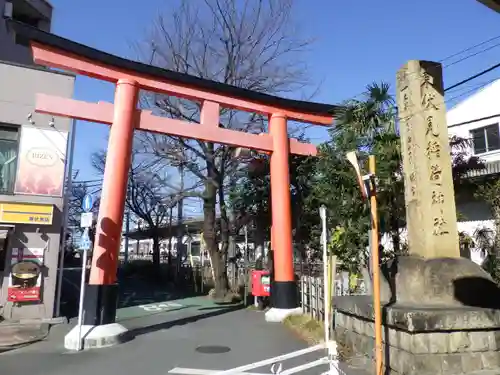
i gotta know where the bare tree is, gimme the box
[135,0,315,299]
[92,139,200,267]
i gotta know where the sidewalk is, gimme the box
[0,321,49,352]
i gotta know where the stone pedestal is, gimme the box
[336,296,500,375]
[335,256,500,375]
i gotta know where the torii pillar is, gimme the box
[268,114,297,313]
[12,19,334,348]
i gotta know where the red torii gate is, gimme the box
[12,21,335,325]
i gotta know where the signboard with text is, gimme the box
[7,247,44,302]
[14,126,68,197]
[80,212,93,228]
[0,202,53,225]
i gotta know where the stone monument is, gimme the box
[335,61,500,375]
[398,60,459,259]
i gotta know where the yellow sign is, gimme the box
[0,202,54,225]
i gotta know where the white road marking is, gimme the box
[168,368,267,375]
[138,302,183,312]
[275,357,328,375]
[208,344,325,375]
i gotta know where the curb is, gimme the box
[0,323,50,353]
[1,317,68,326]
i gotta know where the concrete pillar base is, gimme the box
[264,307,303,323]
[64,323,129,351]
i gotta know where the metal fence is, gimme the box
[299,274,367,321]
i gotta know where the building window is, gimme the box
[14,33,31,47]
[12,2,43,46]
[13,12,40,28]
[471,124,500,154]
[0,125,19,194]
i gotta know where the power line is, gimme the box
[338,33,500,104]
[448,113,500,128]
[446,77,499,103]
[72,178,103,184]
[445,76,500,94]
[445,61,500,92]
[443,40,500,69]
[393,76,497,125]
[441,34,500,64]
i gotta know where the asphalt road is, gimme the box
[0,299,368,375]
[9,266,369,375]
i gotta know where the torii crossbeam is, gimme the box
[11,21,335,327]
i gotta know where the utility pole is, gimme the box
[124,211,130,264]
[56,119,77,318]
[168,205,173,266]
[176,162,185,275]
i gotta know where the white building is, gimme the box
[446,79,500,264]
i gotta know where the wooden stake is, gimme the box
[369,155,383,375]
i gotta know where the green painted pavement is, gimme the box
[116,296,238,322]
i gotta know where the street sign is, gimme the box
[82,194,93,212]
[80,212,93,228]
[79,229,91,250]
[79,238,91,250]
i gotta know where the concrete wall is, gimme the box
[0,61,74,319]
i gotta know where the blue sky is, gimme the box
[48,0,500,183]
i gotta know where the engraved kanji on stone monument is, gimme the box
[396,60,459,258]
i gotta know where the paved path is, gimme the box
[0,298,368,375]
[0,322,49,352]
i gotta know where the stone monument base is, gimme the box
[334,296,500,375]
[335,295,500,375]
[335,256,500,375]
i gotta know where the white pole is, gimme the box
[124,211,130,264]
[188,238,193,267]
[76,228,89,351]
[319,205,339,375]
[319,206,329,343]
[56,119,77,318]
[244,225,248,254]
